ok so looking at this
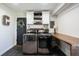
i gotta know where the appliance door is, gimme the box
[23,34,37,54]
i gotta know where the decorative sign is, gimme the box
[50,21,55,28]
[2,15,10,26]
[17,20,25,28]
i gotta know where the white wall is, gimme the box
[57,5,79,38]
[16,12,26,17]
[0,4,16,55]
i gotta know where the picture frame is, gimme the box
[50,21,55,28]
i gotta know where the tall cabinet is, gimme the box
[26,11,34,29]
[26,11,34,24]
[42,11,49,24]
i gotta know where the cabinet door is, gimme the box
[26,11,34,24]
[59,41,71,56]
[42,11,49,24]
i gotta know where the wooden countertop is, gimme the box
[52,33,79,46]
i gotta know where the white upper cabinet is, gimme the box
[26,11,50,24]
[26,11,34,24]
[42,11,49,24]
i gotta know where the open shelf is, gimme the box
[34,12,42,25]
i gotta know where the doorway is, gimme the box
[17,17,26,45]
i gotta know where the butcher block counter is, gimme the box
[52,33,79,56]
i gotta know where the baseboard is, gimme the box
[0,44,16,56]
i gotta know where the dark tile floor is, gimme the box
[2,46,66,56]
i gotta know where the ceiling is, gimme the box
[3,3,61,12]
[2,3,77,16]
